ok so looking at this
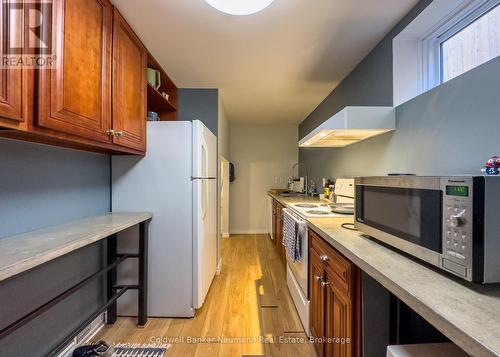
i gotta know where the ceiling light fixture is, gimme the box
[204,0,274,16]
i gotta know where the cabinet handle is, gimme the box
[114,131,125,137]
[321,280,330,287]
[315,275,323,282]
[106,129,115,136]
[320,255,329,262]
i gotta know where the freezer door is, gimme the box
[193,120,217,178]
[193,178,217,309]
[192,120,218,309]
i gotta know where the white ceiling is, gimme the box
[115,0,419,124]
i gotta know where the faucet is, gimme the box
[291,162,310,196]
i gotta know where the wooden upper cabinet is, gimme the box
[111,8,147,152]
[0,0,166,154]
[37,0,113,142]
[0,1,27,128]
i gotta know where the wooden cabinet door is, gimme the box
[274,202,281,249]
[310,250,326,357]
[272,200,277,242]
[111,8,147,152]
[37,0,113,142]
[325,278,353,357]
[0,1,25,128]
[278,209,285,262]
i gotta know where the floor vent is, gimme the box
[77,313,105,344]
[113,344,169,357]
[56,313,105,357]
[76,324,92,345]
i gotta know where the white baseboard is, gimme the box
[56,313,106,357]
[230,230,270,235]
[222,233,230,238]
[216,258,223,275]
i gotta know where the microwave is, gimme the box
[354,176,500,283]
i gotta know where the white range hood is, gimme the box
[299,106,395,148]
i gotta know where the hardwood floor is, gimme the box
[97,234,316,356]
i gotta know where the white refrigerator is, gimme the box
[112,120,218,317]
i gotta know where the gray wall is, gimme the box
[178,88,219,136]
[0,138,111,356]
[299,0,500,184]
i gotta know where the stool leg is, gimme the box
[138,220,149,326]
[106,234,118,324]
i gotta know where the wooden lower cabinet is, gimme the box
[271,198,276,244]
[325,266,354,357]
[311,249,326,357]
[309,228,361,357]
[278,205,286,265]
[272,200,287,267]
[270,198,288,268]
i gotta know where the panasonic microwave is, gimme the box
[354,176,500,283]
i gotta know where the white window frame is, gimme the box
[422,0,500,90]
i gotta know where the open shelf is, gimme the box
[147,83,177,113]
[146,52,178,121]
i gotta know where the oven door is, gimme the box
[355,177,443,266]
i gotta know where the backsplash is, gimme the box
[0,138,110,355]
[0,138,110,238]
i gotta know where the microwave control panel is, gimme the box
[440,177,473,280]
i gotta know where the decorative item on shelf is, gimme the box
[482,155,500,175]
[160,92,170,101]
[147,111,159,122]
[146,67,161,90]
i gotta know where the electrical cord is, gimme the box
[341,223,357,231]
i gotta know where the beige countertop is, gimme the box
[269,191,500,357]
[0,212,153,283]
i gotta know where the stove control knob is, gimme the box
[451,210,467,228]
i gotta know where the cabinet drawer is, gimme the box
[310,229,353,294]
[325,259,352,295]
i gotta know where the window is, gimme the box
[392,0,500,106]
[426,0,500,87]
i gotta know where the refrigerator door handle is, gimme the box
[201,137,209,219]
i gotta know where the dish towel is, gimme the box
[283,209,305,262]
